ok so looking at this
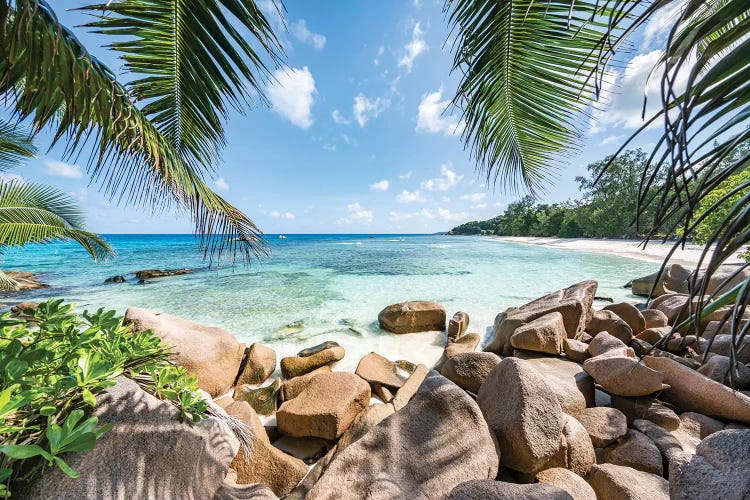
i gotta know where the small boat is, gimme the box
[278,235,286,239]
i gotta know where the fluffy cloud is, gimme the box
[338,202,373,225]
[43,159,82,179]
[459,192,485,202]
[374,45,385,66]
[643,1,686,50]
[370,180,390,192]
[353,94,390,127]
[398,22,428,72]
[331,109,351,125]
[416,89,464,136]
[421,164,463,191]
[267,66,316,129]
[214,177,229,191]
[270,211,296,219]
[590,50,692,133]
[396,190,425,203]
[290,20,326,50]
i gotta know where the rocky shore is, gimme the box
[20,269,750,499]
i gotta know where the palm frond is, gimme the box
[0,0,270,264]
[77,0,283,167]
[0,180,115,267]
[0,118,36,172]
[444,0,616,193]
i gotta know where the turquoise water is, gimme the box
[0,234,658,369]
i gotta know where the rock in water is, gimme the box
[449,480,573,499]
[669,429,750,500]
[276,372,370,440]
[448,311,470,341]
[308,371,499,499]
[477,358,563,473]
[104,274,126,283]
[124,307,245,397]
[643,356,750,424]
[378,300,446,334]
[297,341,339,357]
[134,268,192,279]
[21,377,237,499]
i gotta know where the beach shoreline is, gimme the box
[491,236,741,267]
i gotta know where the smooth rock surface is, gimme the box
[510,311,566,355]
[309,371,499,499]
[603,303,645,335]
[609,395,680,430]
[587,463,669,500]
[237,343,276,386]
[355,352,408,388]
[280,346,345,379]
[576,407,627,448]
[583,353,664,397]
[439,351,501,393]
[537,468,596,500]
[378,300,446,334]
[563,338,590,362]
[448,480,573,500]
[641,309,669,329]
[601,429,663,476]
[478,358,563,473]
[516,352,595,415]
[448,311,470,342]
[587,331,626,357]
[585,310,633,344]
[124,307,245,397]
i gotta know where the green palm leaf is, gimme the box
[0,180,114,289]
[77,0,283,167]
[0,119,36,172]
[445,0,615,192]
[0,0,271,263]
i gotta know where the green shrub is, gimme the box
[0,299,208,497]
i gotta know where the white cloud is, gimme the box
[421,164,463,191]
[267,66,316,129]
[353,93,390,127]
[459,192,486,202]
[43,159,82,179]
[436,207,470,222]
[416,88,464,136]
[338,202,373,225]
[269,210,296,220]
[599,135,622,146]
[643,1,686,50]
[398,171,413,180]
[290,20,326,50]
[331,109,351,125]
[590,50,692,133]
[214,177,229,191]
[389,207,470,222]
[374,45,385,65]
[370,180,390,192]
[396,189,426,203]
[398,22,428,72]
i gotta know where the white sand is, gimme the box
[493,236,741,267]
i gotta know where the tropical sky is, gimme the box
[14,1,682,234]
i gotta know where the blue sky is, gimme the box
[15,0,681,234]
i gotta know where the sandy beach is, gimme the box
[493,236,742,267]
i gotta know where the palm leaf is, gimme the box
[0,181,115,286]
[77,0,283,167]
[0,0,271,263]
[444,0,617,192]
[0,118,36,172]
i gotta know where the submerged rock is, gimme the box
[4,271,49,291]
[104,274,126,283]
[134,268,192,280]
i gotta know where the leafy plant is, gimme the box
[0,299,208,496]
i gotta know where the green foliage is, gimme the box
[450,150,656,238]
[0,299,208,496]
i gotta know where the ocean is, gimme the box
[0,234,658,369]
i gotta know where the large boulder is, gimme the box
[378,300,446,334]
[280,345,345,379]
[585,310,633,344]
[448,311,470,341]
[308,372,499,499]
[603,303,646,335]
[562,338,590,362]
[436,333,482,370]
[537,468,596,500]
[510,312,566,355]
[601,429,663,476]
[641,309,669,329]
[643,356,750,424]
[487,280,597,356]
[478,358,563,473]
[355,352,408,388]
[669,429,750,500]
[22,377,237,499]
[546,414,596,477]
[576,407,627,448]
[440,352,501,393]
[448,480,573,499]
[587,331,626,357]
[124,307,245,397]
[237,343,276,386]
[587,464,669,500]
[583,352,664,397]
[279,366,331,402]
[652,294,689,324]
[515,352,595,415]
[632,419,685,466]
[276,372,370,440]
